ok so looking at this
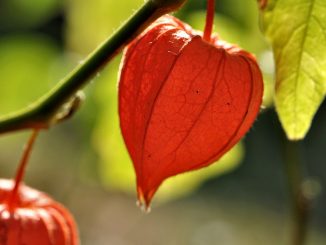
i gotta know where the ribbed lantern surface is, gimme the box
[0,179,79,245]
[119,15,264,207]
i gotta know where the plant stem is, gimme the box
[7,130,39,211]
[203,0,215,42]
[259,0,268,10]
[283,139,310,245]
[0,0,187,135]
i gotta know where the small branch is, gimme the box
[283,139,311,245]
[0,0,187,135]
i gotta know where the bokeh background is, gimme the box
[0,0,325,244]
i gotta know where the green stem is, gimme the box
[283,139,310,245]
[0,0,187,135]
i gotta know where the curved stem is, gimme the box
[203,0,215,42]
[7,130,39,211]
[0,0,187,135]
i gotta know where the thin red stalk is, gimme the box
[203,0,215,42]
[259,0,268,10]
[7,130,39,210]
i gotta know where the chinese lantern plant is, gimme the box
[0,130,79,245]
[118,0,263,208]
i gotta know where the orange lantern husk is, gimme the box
[0,179,79,245]
[119,15,264,208]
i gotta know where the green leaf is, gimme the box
[0,35,60,114]
[0,0,61,28]
[66,0,143,54]
[263,0,326,140]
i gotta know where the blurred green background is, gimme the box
[0,0,325,244]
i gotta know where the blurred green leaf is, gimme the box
[66,0,143,54]
[259,51,276,108]
[216,0,259,30]
[0,35,60,114]
[0,0,61,28]
[262,74,275,108]
[263,0,326,140]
